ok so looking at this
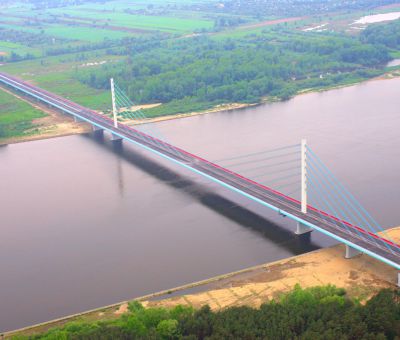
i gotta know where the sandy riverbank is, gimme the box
[124,102,257,125]
[296,67,400,96]
[145,228,400,311]
[5,226,400,338]
[109,69,400,127]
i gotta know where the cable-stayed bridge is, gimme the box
[1,72,399,283]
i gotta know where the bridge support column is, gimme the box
[74,116,84,123]
[92,124,103,132]
[345,245,362,259]
[111,133,122,142]
[295,222,313,235]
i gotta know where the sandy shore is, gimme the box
[145,228,400,311]
[143,68,399,127]
[123,102,257,125]
[5,226,400,338]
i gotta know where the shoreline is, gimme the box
[114,69,400,127]
[1,69,399,146]
[125,102,258,125]
[4,226,400,338]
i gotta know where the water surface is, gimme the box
[387,59,400,67]
[354,11,400,24]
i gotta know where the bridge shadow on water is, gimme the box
[83,131,321,256]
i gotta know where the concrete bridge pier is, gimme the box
[295,222,313,235]
[111,133,122,142]
[92,126,104,139]
[345,245,362,259]
[74,116,84,123]
[92,125,103,132]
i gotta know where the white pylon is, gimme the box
[110,78,118,128]
[301,139,307,214]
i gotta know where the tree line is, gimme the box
[12,285,400,339]
[361,19,400,50]
[75,27,391,115]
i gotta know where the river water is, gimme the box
[387,59,400,67]
[1,77,400,332]
[354,11,400,24]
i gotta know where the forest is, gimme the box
[361,19,400,49]
[12,285,400,339]
[76,25,393,115]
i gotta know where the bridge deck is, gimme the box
[1,72,400,270]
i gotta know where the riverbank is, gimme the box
[122,62,400,126]
[1,68,399,145]
[0,85,91,146]
[124,102,257,125]
[145,228,400,311]
[296,66,400,96]
[4,226,400,338]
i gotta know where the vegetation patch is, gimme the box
[9,285,400,339]
[0,89,46,139]
[33,72,111,110]
[40,25,133,42]
[77,26,393,116]
[360,18,400,49]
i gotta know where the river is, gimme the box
[1,77,400,332]
[387,59,400,67]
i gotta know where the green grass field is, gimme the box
[1,1,216,36]
[0,23,42,34]
[34,72,111,109]
[42,25,133,42]
[0,89,46,138]
[0,22,134,42]
[0,40,41,56]
[0,50,118,111]
[0,90,44,124]
[391,51,400,58]
[42,8,214,33]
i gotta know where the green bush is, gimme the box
[156,319,179,339]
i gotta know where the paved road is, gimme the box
[1,72,399,268]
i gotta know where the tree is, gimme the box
[156,319,179,339]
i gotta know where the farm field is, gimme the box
[0,0,220,39]
[41,25,132,42]
[41,9,216,33]
[0,22,137,42]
